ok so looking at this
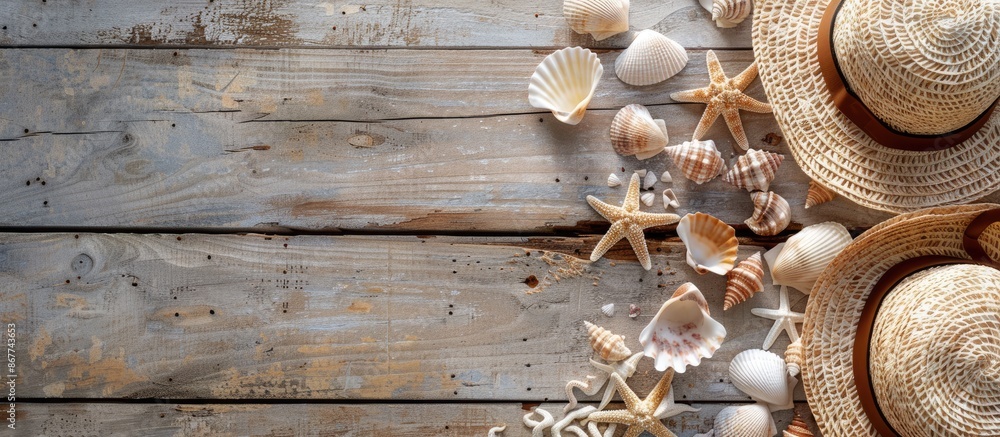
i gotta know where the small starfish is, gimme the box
[586,371,678,437]
[750,285,805,350]
[670,50,773,151]
[587,173,680,270]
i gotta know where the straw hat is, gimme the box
[752,0,1000,213]
[801,204,1000,436]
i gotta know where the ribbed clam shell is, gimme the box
[729,349,794,410]
[662,189,679,209]
[639,283,727,372]
[608,173,622,187]
[665,140,726,184]
[583,321,631,361]
[784,337,803,378]
[563,0,629,41]
[610,104,668,159]
[615,29,688,86]
[699,0,751,28]
[763,222,852,294]
[803,180,835,209]
[601,303,615,317]
[528,47,604,125]
[641,192,655,206]
[712,404,777,437]
[723,149,784,192]
[677,212,738,275]
[783,411,813,437]
[724,252,764,311]
[744,191,790,237]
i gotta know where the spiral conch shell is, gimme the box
[724,252,764,310]
[563,0,629,41]
[723,149,784,192]
[699,0,752,28]
[639,283,727,372]
[677,212,738,275]
[583,321,631,361]
[804,180,836,209]
[665,139,726,185]
[784,337,803,377]
[728,349,795,411]
[711,403,777,437]
[610,104,668,160]
[764,222,852,294]
[783,411,813,437]
[615,29,688,86]
[528,47,603,125]
[745,191,790,237]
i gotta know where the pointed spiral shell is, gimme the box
[583,321,631,361]
[723,149,784,192]
[783,411,813,437]
[665,140,726,185]
[724,252,764,311]
[745,191,791,237]
[711,0,751,28]
[804,180,836,209]
[784,337,803,378]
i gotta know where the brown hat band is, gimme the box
[818,0,999,152]
[852,209,1000,436]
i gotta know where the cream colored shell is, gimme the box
[662,189,679,209]
[699,0,752,28]
[723,149,784,192]
[665,140,726,185]
[764,222,852,294]
[584,320,631,361]
[784,337,803,378]
[804,180,835,209]
[711,403,777,437]
[563,0,629,41]
[724,252,764,311]
[745,191,790,237]
[610,104,668,159]
[677,212,738,275]
[608,173,622,187]
[615,29,688,86]
[783,411,813,437]
[729,349,795,411]
[639,283,727,373]
[528,47,603,125]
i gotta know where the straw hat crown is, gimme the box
[834,0,1000,135]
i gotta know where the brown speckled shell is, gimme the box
[723,149,785,192]
[745,191,791,236]
[583,320,631,361]
[724,252,765,311]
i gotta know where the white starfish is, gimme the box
[750,285,805,350]
[654,386,700,419]
[565,353,644,412]
[523,408,555,437]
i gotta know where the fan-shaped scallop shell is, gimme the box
[611,104,668,159]
[784,337,803,378]
[608,173,622,187]
[804,180,836,209]
[677,213,738,275]
[729,349,795,411]
[783,411,813,437]
[699,0,751,28]
[563,0,629,41]
[665,140,726,185]
[601,303,615,317]
[639,283,726,373]
[615,29,688,86]
[763,222,852,294]
[641,192,655,206]
[583,321,631,361]
[723,149,784,192]
[724,252,764,311]
[745,191,790,237]
[528,47,603,125]
[712,403,777,437]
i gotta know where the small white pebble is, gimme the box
[634,169,647,177]
[661,170,672,183]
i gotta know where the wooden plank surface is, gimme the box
[0,1,751,49]
[1,233,807,402]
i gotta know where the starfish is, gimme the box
[587,173,680,270]
[586,371,678,437]
[750,285,805,350]
[565,352,644,412]
[670,49,772,151]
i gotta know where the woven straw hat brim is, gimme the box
[752,0,1000,213]
[801,204,1000,436]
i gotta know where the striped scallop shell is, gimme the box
[804,180,836,209]
[608,173,622,187]
[712,403,777,437]
[665,140,726,185]
[783,411,813,437]
[583,321,631,361]
[563,0,629,41]
[677,212,738,275]
[639,283,727,373]
[528,47,603,125]
[729,349,794,411]
[763,222,852,294]
[723,149,784,192]
[601,303,615,317]
[611,104,668,159]
[784,337,803,378]
[745,191,790,237]
[724,252,764,311]
[615,29,689,86]
[699,0,752,28]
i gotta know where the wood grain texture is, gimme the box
[2,233,806,402]
[0,0,750,49]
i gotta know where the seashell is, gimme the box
[783,411,813,437]
[615,29,688,86]
[628,303,640,318]
[639,283,727,372]
[640,192,655,206]
[661,170,672,183]
[699,0,752,28]
[662,189,680,209]
[608,173,622,187]
[611,104,668,160]
[784,337,803,378]
[528,47,603,125]
[634,169,647,177]
[644,170,659,189]
[763,222,852,294]
[804,179,836,209]
[584,321,632,361]
[601,303,615,317]
[744,191,790,237]
[563,0,629,41]
[712,403,777,437]
[728,349,795,411]
[724,252,764,310]
[677,213,738,275]
[665,140,726,184]
[723,149,784,192]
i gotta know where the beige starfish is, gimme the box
[670,50,772,151]
[586,370,678,437]
[586,173,680,270]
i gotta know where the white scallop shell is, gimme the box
[712,403,777,437]
[641,192,655,206]
[608,173,622,187]
[610,104,668,159]
[728,349,795,411]
[644,170,659,189]
[563,0,630,41]
[615,29,688,86]
[601,303,615,317]
[677,212,738,275]
[699,0,752,28]
[639,283,727,373]
[662,189,679,209]
[528,47,604,125]
[763,222,852,294]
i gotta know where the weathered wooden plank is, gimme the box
[9,402,819,437]
[2,233,807,401]
[0,1,750,49]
